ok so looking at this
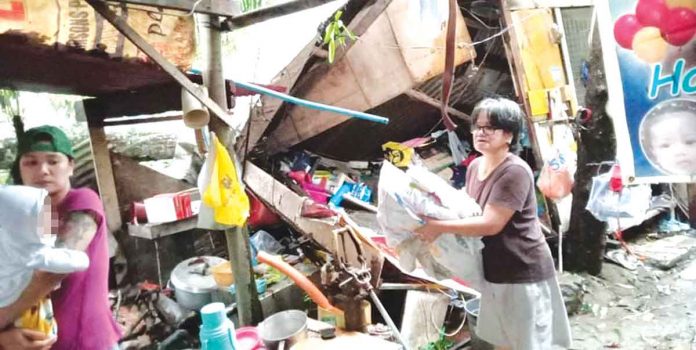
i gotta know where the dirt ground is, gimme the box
[564,232,696,349]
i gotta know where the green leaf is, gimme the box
[328,40,336,63]
[334,10,343,21]
[345,27,357,41]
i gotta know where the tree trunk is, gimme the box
[565,23,616,275]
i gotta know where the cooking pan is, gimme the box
[258,310,308,350]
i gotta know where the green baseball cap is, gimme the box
[17,125,75,159]
[10,125,74,184]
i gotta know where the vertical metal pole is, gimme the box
[197,13,262,325]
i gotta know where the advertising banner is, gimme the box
[0,0,195,69]
[603,0,696,183]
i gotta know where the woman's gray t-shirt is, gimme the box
[466,154,556,283]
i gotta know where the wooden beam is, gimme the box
[102,115,182,126]
[116,0,239,16]
[83,83,181,120]
[86,0,237,132]
[224,0,334,29]
[332,0,393,63]
[404,89,471,122]
[85,114,123,232]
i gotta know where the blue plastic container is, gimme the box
[200,302,238,350]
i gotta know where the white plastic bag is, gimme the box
[377,162,484,287]
[585,172,652,222]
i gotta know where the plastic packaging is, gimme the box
[585,170,652,222]
[376,162,484,287]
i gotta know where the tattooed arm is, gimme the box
[55,211,98,252]
[0,211,97,329]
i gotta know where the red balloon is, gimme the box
[636,0,669,27]
[662,7,696,46]
[614,14,643,49]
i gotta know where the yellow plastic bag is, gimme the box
[202,135,250,226]
[15,298,57,337]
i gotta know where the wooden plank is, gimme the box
[0,34,173,97]
[83,83,181,120]
[102,115,182,126]
[243,162,383,281]
[224,0,334,29]
[86,0,237,130]
[86,116,123,232]
[330,0,394,63]
[404,89,471,121]
[266,58,371,151]
[239,0,393,150]
[118,0,239,16]
[500,3,544,169]
[386,0,475,82]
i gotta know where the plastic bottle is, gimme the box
[199,302,238,350]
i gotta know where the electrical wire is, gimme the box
[459,5,498,30]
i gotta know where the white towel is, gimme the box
[0,185,89,307]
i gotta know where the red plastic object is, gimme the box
[130,202,148,224]
[247,191,281,228]
[235,327,265,350]
[609,164,623,193]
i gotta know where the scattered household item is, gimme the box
[142,190,197,224]
[463,298,494,350]
[537,152,574,200]
[228,276,267,298]
[258,309,308,350]
[250,230,284,254]
[182,84,211,129]
[235,326,265,350]
[605,249,639,270]
[170,256,227,310]
[377,161,484,286]
[199,302,238,350]
[248,192,281,228]
[211,261,235,288]
[586,164,652,222]
[256,251,341,314]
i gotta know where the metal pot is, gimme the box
[259,310,308,350]
[170,256,227,311]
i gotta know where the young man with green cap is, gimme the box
[0,125,121,349]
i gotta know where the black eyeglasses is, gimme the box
[470,125,500,135]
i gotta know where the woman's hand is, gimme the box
[414,218,445,243]
[0,328,56,350]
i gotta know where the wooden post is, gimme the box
[85,112,122,232]
[499,0,561,235]
[198,14,262,325]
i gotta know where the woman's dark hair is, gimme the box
[470,97,524,154]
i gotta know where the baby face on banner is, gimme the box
[640,99,696,175]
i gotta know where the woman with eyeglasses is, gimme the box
[415,98,571,350]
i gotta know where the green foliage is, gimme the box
[323,11,357,64]
[420,328,454,350]
[0,89,20,120]
[241,0,262,13]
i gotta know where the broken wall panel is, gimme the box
[264,0,475,152]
